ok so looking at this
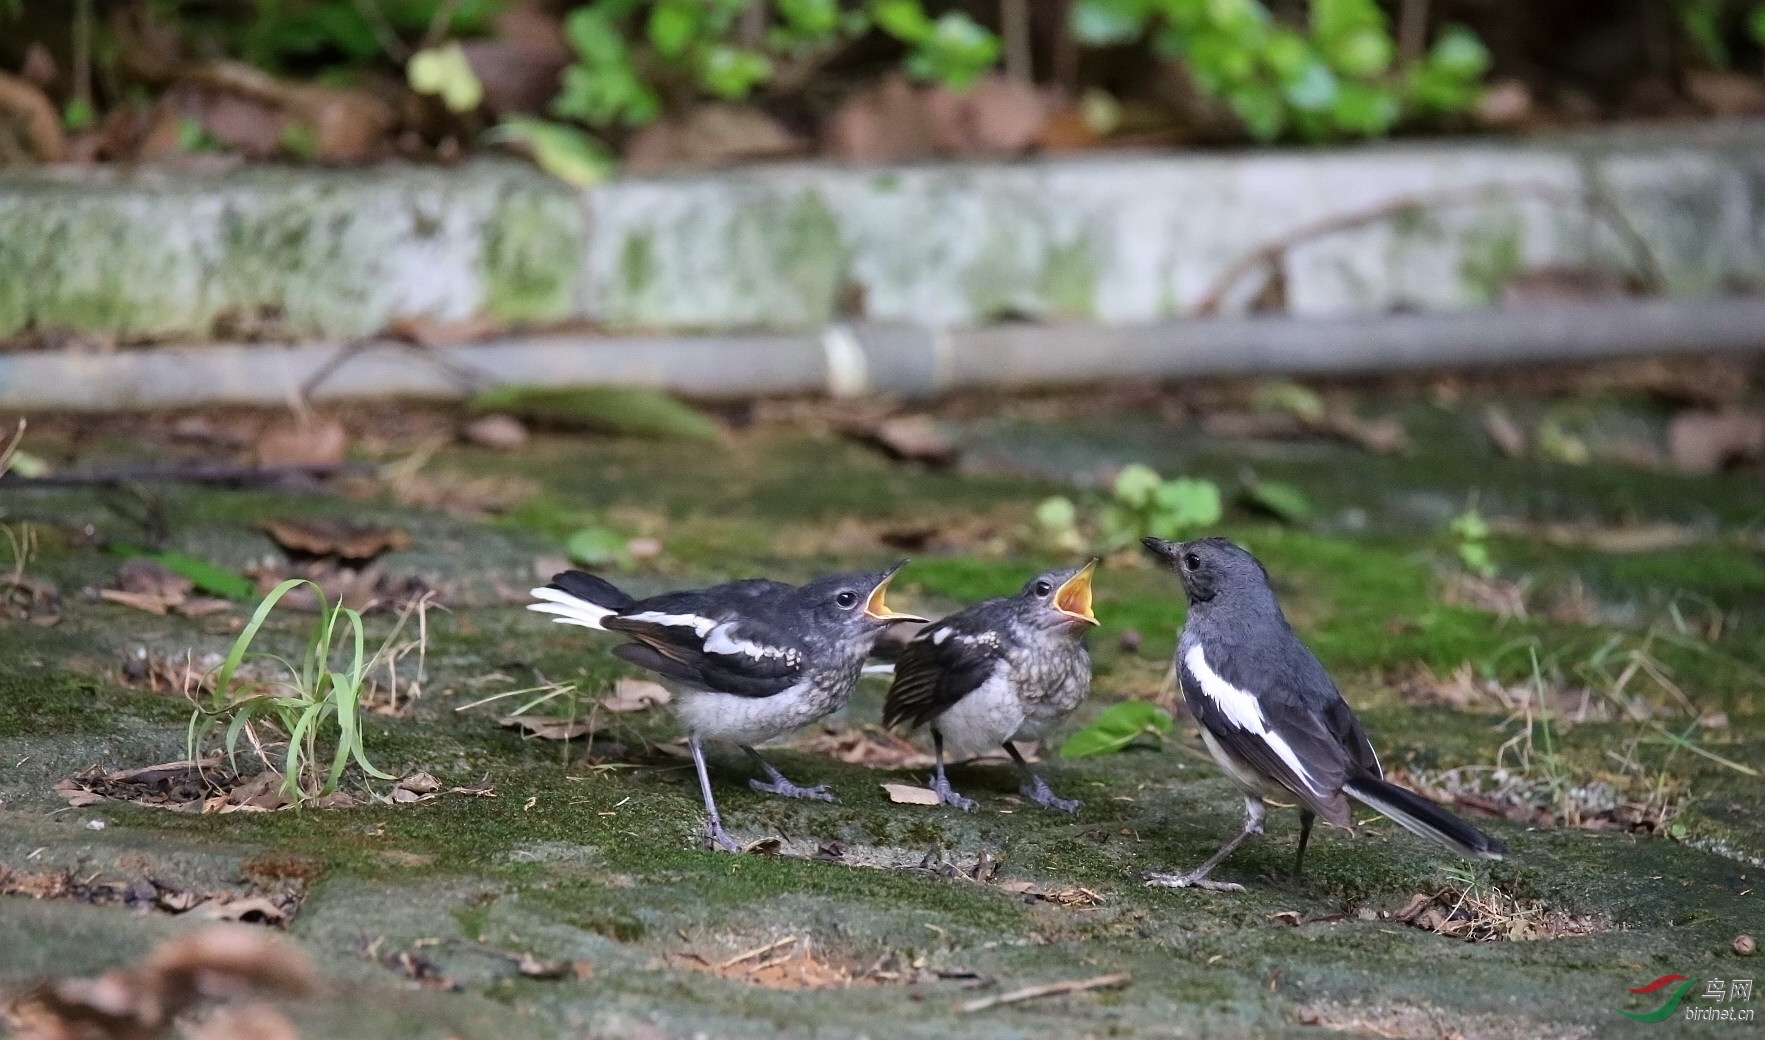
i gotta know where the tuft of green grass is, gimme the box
[187,578,429,801]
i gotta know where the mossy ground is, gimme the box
[1,377,1762,1039]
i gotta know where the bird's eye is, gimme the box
[1183,552,1202,570]
[835,590,860,609]
[1033,581,1053,596]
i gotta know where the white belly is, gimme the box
[674,681,837,747]
[1201,727,1285,799]
[935,668,1026,756]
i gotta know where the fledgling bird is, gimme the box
[529,562,925,851]
[882,562,1098,812]
[1141,536,1506,890]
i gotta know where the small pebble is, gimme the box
[85,819,104,831]
[1736,933,1757,956]
[1118,628,1143,653]
[463,413,529,451]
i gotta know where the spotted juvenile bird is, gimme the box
[1142,536,1506,890]
[882,562,1098,812]
[529,563,924,851]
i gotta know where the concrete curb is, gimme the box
[2,121,1762,343]
[3,297,1760,410]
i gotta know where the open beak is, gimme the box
[864,562,926,623]
[1054,560,1099,626]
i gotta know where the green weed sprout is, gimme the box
[188,578,426,802]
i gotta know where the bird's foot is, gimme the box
[929,773,978,811]
[1143,871,1244,893]
[705,820,743,853]
[1020,776,1081,814]
[749,776,837,802]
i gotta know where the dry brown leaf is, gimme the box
[189,896,287,924]
[117,559,195,601]
[262,518,410,561]
[399,771,440,795]
[623,103,799,172]
[849,414,956,465]
[0,71,66,162]
[823,73,938,162]
[925,75,1050,155]
[256,419,347,468]
[1667,408,1765,473]
[881,783,941,806]
[461,3,571,115]
[787,725,933,769]
[602,678,671,712]
[1482,406,1527,458]
[11,925,315,1040]
[462,414,530,451]
[99,589,178,615]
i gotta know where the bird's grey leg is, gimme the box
[928,729,977,811]
[1004,741,1081,813]
[1294,809,1316,878]
[689,736,743,852]
[1145,796,1267,892]
[743,746,836,802]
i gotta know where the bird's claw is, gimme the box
[705,820,744,853]
[1020,777,1081,814]
[1143,871,1244,892]
[929,774,978,811]
[749,777,837,802]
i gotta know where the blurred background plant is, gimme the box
[2,2,1762,177]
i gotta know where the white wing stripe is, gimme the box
[1185,644,1326,798]
[625,611,717,636]
[704,622,790,660]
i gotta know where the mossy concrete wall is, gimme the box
[1,121,1762,341]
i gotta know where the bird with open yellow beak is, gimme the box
[882,561,1099,812]
[531,562,924,850]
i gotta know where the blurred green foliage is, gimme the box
[1071,0,1489,140]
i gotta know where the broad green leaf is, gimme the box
[1150,477,1223,534]
[1035,496,1079,532]
[698,45,772,98]
[1426,24,1490,80]
[138,551,255,600]
[1331,81,1400,134]
[1283,60,1338,112]
[1253,379,1325,420]
[1244,478,1313,522]
[4,448,48,478]
[1449,510,1489,541]
[567,526,628,567]
[1226,81,1285,141]
[1112,463,1163,508]
[408,42,484,113]
[1328,27,1391,78]
[778,0,841,36]
[1060,700,1174,758]
[1070,0,1152,46]
[647,1,698,57]
[1751,4,1765,46]
[62,96,94,131]
[871,0,933,42]
[493,118,615,187]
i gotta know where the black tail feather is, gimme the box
[1345,775,1507,860]
[549,570,635,611]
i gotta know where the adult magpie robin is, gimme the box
[1141,536,1505,890]
[882,562,1098,812]
[529,563,924,851]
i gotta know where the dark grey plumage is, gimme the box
[530,563,924,851]
[1142,536,1506,891]
[882,563,1097,812]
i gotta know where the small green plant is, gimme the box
[1070,0,1490,141]
[1450,508,1495,578]
[1060,699,1175,758]
[188,578,428,801]
[1036,464,1224,552]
